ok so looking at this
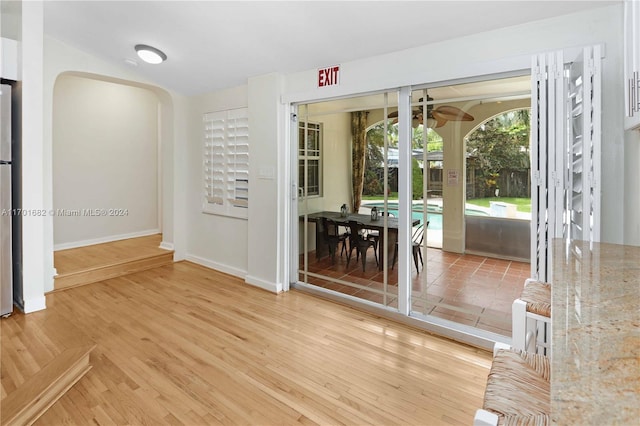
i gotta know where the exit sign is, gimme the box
[318,65,340,88]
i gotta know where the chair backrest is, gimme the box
[412,223,425,245]
[347,220,365,242]
[323,217,340,238]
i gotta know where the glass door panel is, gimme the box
[296,91,401,309]
[409,77,532,338]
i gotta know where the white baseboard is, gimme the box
[54,229,161,251]
[23,296,46,314]
[183,255,281,294]
[185,254,247,280]
[245,275,282,294]
[159,241,174,251]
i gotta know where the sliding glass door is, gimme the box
[296,91,406,309]
[292,48,601,345]
[408,79,534,337]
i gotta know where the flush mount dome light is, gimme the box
[134,44,167,64]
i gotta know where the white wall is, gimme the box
[246,73,285,292]
[624,128,640,245]
[33,36,188,297]
[298,111,352,214]
[52,74,159,248]
[186,84,249,277]
[1,0,21,41]
[21,0,46,312]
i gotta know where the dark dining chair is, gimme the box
[366,211,394,251]
[346,220,378,272]
[321,217,346,264]
[392,221,428,273]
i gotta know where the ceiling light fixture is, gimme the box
[134,44,167,64]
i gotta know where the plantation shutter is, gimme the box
[530,46,601,282]
[567,46,601,244]
[531,51,564,282]
[203,107,249,218]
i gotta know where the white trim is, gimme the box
[286,105,297,292]
[23,296,46,313]
[159,241,174,251]
[157,103,163,235]
[185,254,247,280]
[590,44,602,243]
[245,274,282,294]
[397,87,412,315]
[53,229,160,251]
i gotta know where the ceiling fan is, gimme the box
[388,96,474,128]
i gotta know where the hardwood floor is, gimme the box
[3,261,492,425]
[54,234,168,275]
[53,234,174,291]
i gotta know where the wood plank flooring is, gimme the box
[53,234,174,291]
[54,234,168,275]
[5,261,492,425]
[1,344,94,426]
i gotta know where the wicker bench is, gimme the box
[512,279,551,354]
[474,343,550,426]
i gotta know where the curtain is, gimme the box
[351,111,368,213]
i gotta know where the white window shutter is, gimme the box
[530,46,601,282]
[203,107,249,218]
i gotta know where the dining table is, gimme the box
[301,210,420,270]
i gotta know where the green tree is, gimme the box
[364,121,398,195]
[466,109,530,197]
[412,157,423,199]
[411,125,443,151]
[363,140,384,195]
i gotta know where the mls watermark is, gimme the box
[1,208,129,217]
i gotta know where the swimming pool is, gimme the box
[362,201,488,231]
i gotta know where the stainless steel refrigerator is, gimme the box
[1,83,12,316]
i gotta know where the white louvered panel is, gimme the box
[202,108,249,218]
[203,113,226,206]
[530,53,548,281]
[568,51,585,242]
[530,46,601,282]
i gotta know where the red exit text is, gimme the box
[318,65,340,87]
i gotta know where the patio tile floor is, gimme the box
[299,246,530,337]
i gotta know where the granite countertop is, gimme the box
[551,239,640,424]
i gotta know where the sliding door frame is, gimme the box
[284,45,601,349]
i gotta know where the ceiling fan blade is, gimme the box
[432,105,474,121]
[434,117,448,128]
[388,109,422,119]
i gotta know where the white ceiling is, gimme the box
[42,0,618,96]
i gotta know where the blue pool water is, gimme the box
[363,202,488,231]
